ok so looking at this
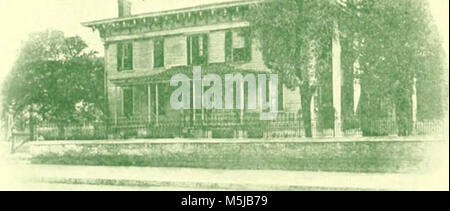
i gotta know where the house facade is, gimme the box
[84,0,304,138]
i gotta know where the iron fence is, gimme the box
[33,112,446,141]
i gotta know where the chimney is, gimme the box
[118,0,132,17]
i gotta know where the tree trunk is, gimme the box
[29,113,35,141]
[28,108,35,141]
[359,91,392,137]
[57,124,66,139]
[300,88,313,138]
[395,95,413,136]
[359,87,382,136]
[332,20,343,137]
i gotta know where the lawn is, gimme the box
[30,140,434,173]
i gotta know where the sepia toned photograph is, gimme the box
[0,0,448,193]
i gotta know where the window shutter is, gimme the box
[202,34,209,64]
[123,88,133,117]
[225,31,233,62]
[154,39,165,68]
[244,29,252,62]
[117,44,123,71]
[187,36,191,65]
[192,36,199,65]
[125,43,133,70]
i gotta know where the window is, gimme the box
[117,43,133,71]
[225,29,252,62]
[225,31,233,62]
[154,39,165,68]
[187,34,208,65]
[123,88,133,117]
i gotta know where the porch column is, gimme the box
[193,67,202,124]
[332,20,343,137]
[155,83,159,125]
[148,83,152,123]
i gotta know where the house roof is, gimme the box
[82,0,262,28]
[110,63,269,85]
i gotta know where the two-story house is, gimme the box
[83,0,302,138]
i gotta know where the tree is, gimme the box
[249,0,445,137]
[248,0,344,137]
[353,0,446,136]
[1,30,105,137]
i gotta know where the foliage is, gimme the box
[2,30,105,131]
[248,0,340,137]
[249,0,446,136]
[347,0,446,136]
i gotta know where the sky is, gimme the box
[0,0,236,84]
[0,0,448,86]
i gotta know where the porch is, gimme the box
[108,111,303,139]
[107,64,296,139]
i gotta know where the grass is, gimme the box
[30,141,433,173]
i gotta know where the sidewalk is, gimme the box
[4,164,448,191]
